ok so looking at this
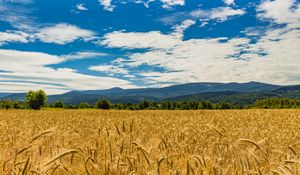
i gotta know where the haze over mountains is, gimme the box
[1,82,299,105]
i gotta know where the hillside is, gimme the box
[71,81,280,99]
[0,93,12,98]
[164,86,300,105]
[1,82,298,105]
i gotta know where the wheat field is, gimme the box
[0,110,300,175]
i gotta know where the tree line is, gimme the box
[48,100,243,110]
[253,98,300,109]
[0,90,47,110]
[0,90,300,110]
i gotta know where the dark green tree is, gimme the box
[254,98,300,109]
[65,104,78,109]
[13,101,26,109]
[78,102,90,109]
[2,100,13,109]
[54,100,65,108]
[25,90,47,110]
[139,101,150,109]
[95,99,111,109]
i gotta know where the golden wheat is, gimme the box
[0,109,299,174]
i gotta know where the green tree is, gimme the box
[54,100,65,108]
[25,90,47,110]
[78,102,90,109]
[139,101,150,109]
[95,99,111,109]
[65,104,78,109]
[254,98,300,109]
[1,100,13,109]
[13,101,26,109]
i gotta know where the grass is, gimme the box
[0,109,299,174]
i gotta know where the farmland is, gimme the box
[0,110,300,175]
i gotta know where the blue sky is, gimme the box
[0,0,299,94]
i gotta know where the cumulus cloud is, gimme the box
[34,23,96,45]
[191,7,246,22]
[223,0,235,6]
[99,16,300,85]
[246,0,300,84]
[257,0,300,25]
[0,31,30,45]
[160,0,185,9]
[131,0,155,8]
[101,31,179,49]
[89,56,132,76]
[97,0,299,85]
[159,7,245,25]
[100,19,194,49]
[0,0,35,31]
[62,51,108,61]
[76,3,88,11]
[0,23,98,45]
[172,19,195,38]
[98,0,185,11]
[0,49,135,94]
[89,65,129,75]
[99,0,115,11]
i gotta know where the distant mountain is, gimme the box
[1,81,298,105]
[163,91,274,105]
[0,93,12,98]
[69,81,280,98]
[273,85,300,93]
[164,86,300,105]
[1,93,26,101]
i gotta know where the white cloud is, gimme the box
[223,0,235,6]
[0,1,35,31]
[172,19,195,38]
[0,81,69,95]
[100,20,195,49]
[76,3,88,11]
[97,0,184,11]
[0,23,98,45]
[35,23,96,45]
[89,56,131,76]
[199,21,208,27]
[99,18,300,85]
[191,7,246,22]
[0,49,62,72]
[99,0,115,11]
[257,0,300,25]
[62,51,108,61]
[132,0,155,8]
[0,49,135,94]
[159,7,246,25]
[0,31,30,45]
[2,0,33,4]
[101,31,180,49]
[160,0,185,9]
[89,65,129,75]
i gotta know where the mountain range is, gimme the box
[1,82,299,105]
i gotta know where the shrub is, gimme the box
[1,100,13,109]
[95,99,111,110]
[78,102,90,109]
[54,100,65,108]
[25,90,47,110]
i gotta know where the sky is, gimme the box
[0,0,299,94]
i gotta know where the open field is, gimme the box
[0,110,300,175]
